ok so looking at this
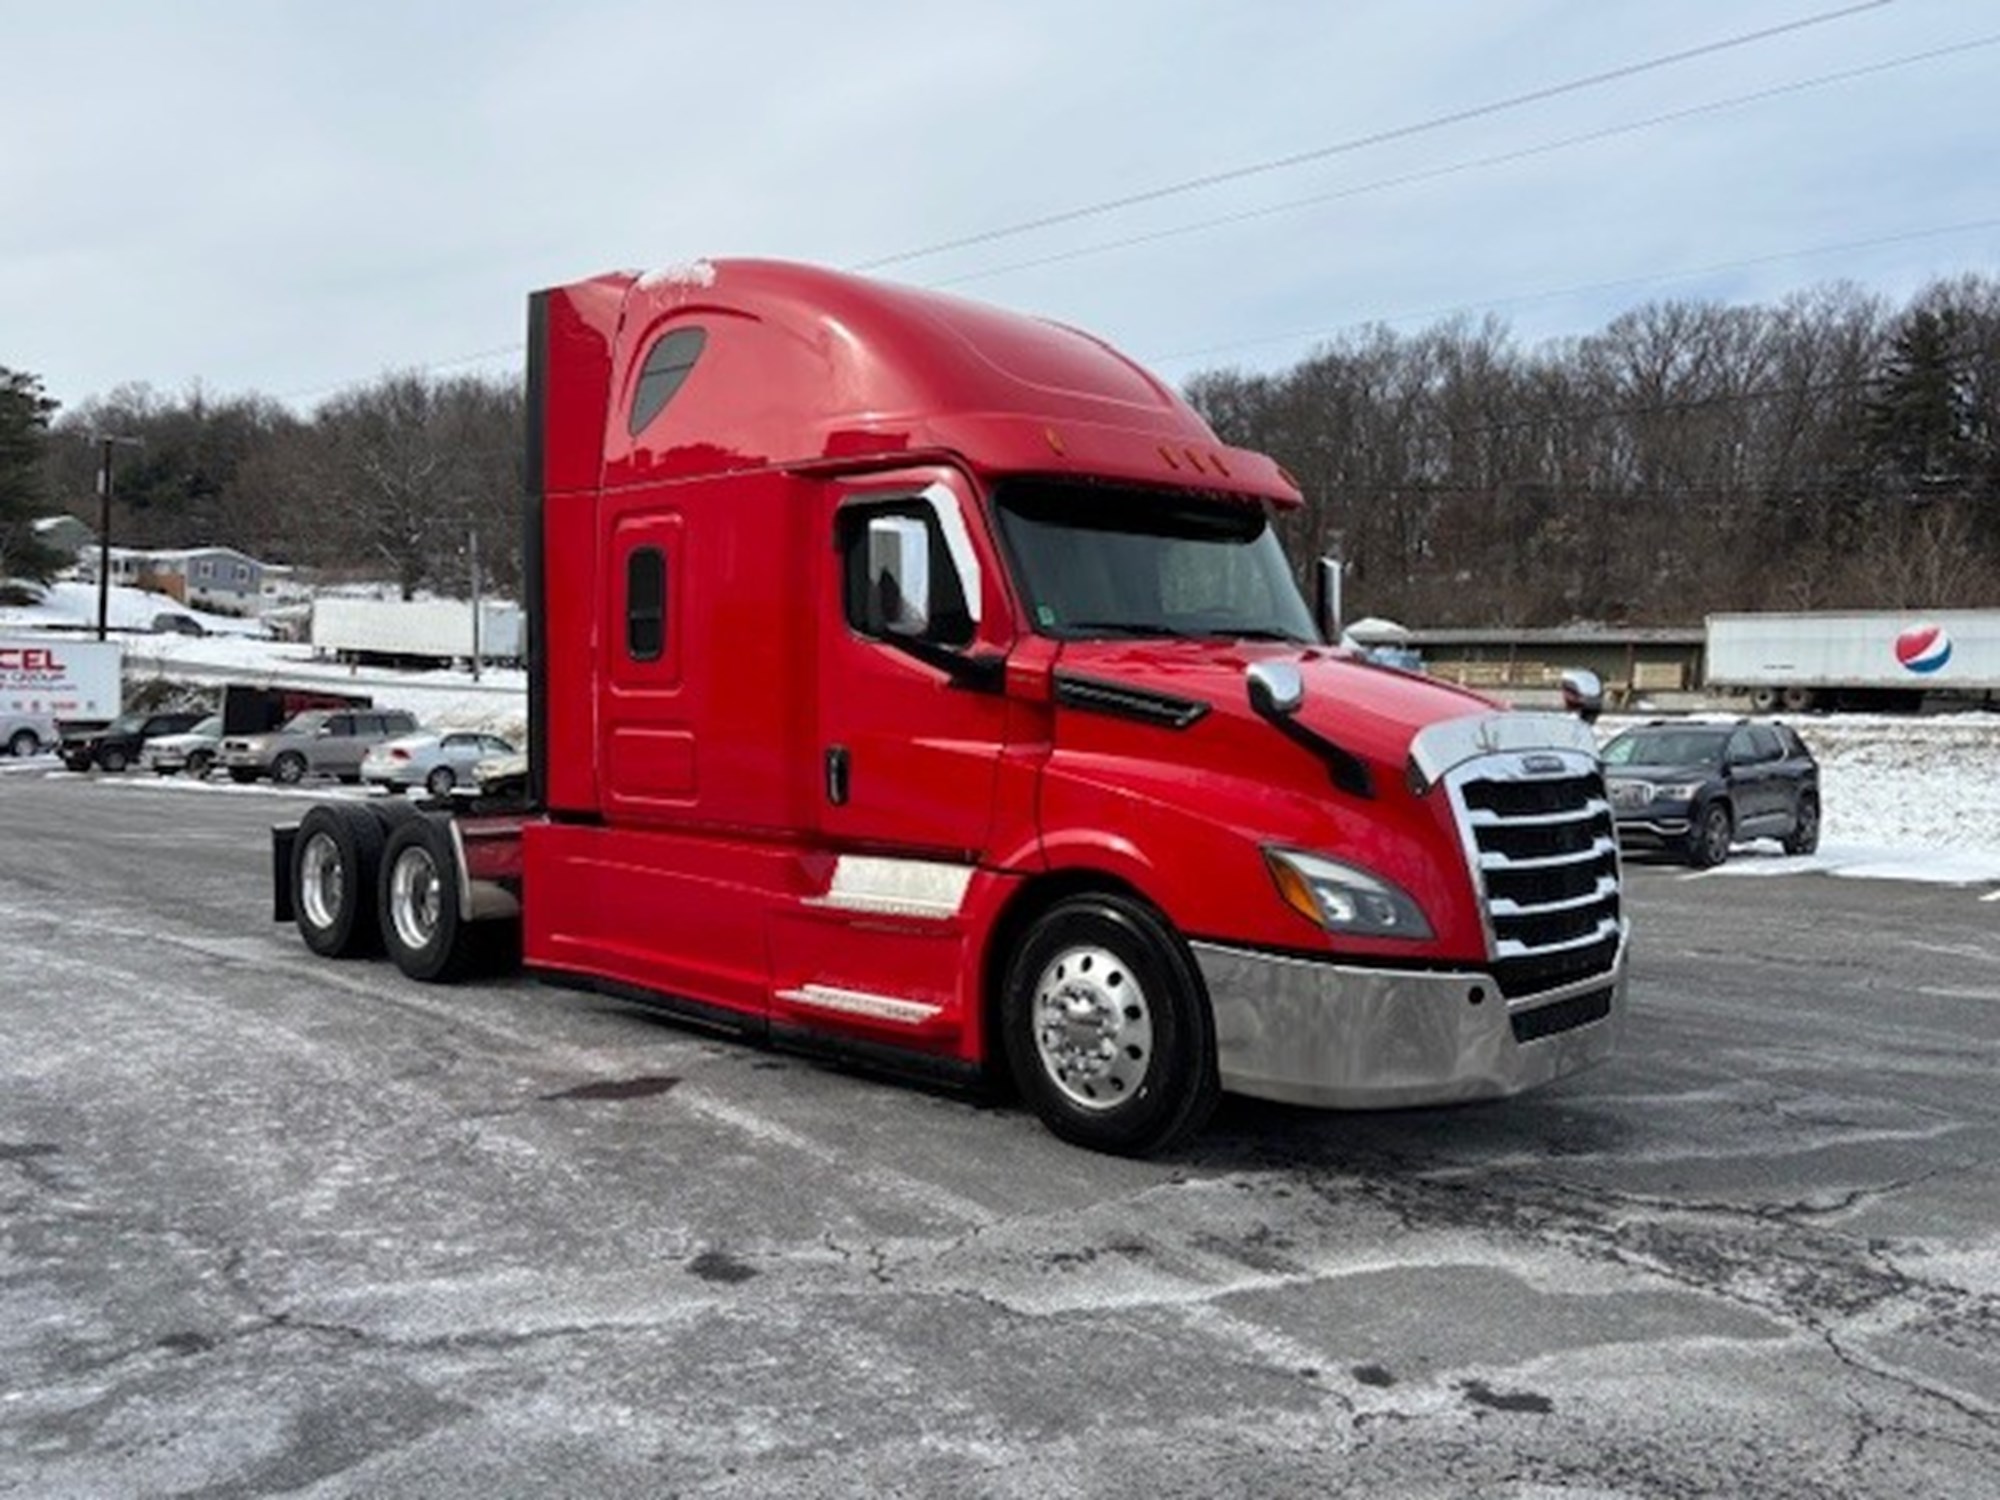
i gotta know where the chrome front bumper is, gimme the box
[1193,927,1628,1109]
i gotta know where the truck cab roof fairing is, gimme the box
[576,259,1299,506]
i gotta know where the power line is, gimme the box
[847,0,1894,273]
[928,34,2000,294]
[1146,215,2000,367]
[274,343,524,405]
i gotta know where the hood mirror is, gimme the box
[1560,668,1604,724]
[1247,661,1305,718]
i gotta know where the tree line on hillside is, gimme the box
[1187,274,2000,625]
[5,272,1998,623]
[8,372,524,601]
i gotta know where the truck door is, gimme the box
[815,470,1013,858]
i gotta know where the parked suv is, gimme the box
[220,708,420,785]
[1601,720,1820,868]
[60,710,209,773]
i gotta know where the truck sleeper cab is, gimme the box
[275,259,1627,1155]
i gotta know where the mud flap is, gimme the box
[271,823,298,924]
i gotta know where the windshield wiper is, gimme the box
[1204,627,1309,643]
[1060,620,1196,640]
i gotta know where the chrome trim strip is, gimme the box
[808,855,974,920]
[1488,875,1619,918]
[1465,798,1611,828]
[1477,835,1617,872]
[1494,916,1622,960]
[777,984,940,1025]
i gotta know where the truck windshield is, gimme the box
[995,480,1317,643]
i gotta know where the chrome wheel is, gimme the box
[388,843,443,954]
[298,830,344,933]
[1031,943,1154,1112]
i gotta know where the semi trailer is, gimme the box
[1707,610,2000,712]
[272,259,1628,1154]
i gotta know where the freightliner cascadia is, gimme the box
[273,259,1628,1155]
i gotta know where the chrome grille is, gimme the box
[1449,756,1623,1001]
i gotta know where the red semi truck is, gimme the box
[273,259,1627,1154]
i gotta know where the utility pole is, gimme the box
[468,524,482,683]
[94,434,143,642]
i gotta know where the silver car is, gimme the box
[361,730,517,797]
[220,708,419,785]
[142,715,224,777]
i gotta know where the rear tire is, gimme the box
[1782,794,1821,856]
[1779,686,1817,714]
[1749,688,1779,713]
[293,804,386,958]
[1001,894,1219,1156]
[6,728,37,758]
[1686,802,1733,869]
[98,746,129,773]
[425,765,456,798]
[379,816,476,983]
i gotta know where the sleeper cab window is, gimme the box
[627,547,666,661]
[628,327,708,435]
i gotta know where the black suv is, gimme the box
[1600,720,1820,868]
[60,710,209,774]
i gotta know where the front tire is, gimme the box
[186,749,213,779]
[293,804,386,957]
[98,746,129,773]
[379,816,475,983]
[1687,802,1733,868]
[6,728,37,758]
[272,751,307,785]
[425,765,456,798]
[1001,894,1218,1156]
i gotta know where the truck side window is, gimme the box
[629,328,707,435]
[838,501,974,649]
[627,547,667,661]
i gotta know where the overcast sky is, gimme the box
[3,0,1994,416]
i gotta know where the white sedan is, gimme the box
[360,730,518,797]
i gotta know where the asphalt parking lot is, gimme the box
[2,770,1997,1498]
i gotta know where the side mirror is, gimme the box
[1247,661,1305,718]
[1560,669,1604,724]
[866,516,931,638]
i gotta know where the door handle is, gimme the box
[825,745,850,806]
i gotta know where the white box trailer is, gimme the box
[309,598,524,665]
[1705,610,2000,711]
[0,637,123,754]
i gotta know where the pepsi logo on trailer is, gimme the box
[1894,622,1952,675]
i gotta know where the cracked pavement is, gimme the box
[2,774,1997,1496]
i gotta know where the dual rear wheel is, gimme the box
[291,803,486,981]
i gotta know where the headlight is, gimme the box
[1263,847,1434,940]
[1653,781,1705,801]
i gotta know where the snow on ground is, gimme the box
[0,579,271,638]
[1,581,524,739]
[4,590,1996,890]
